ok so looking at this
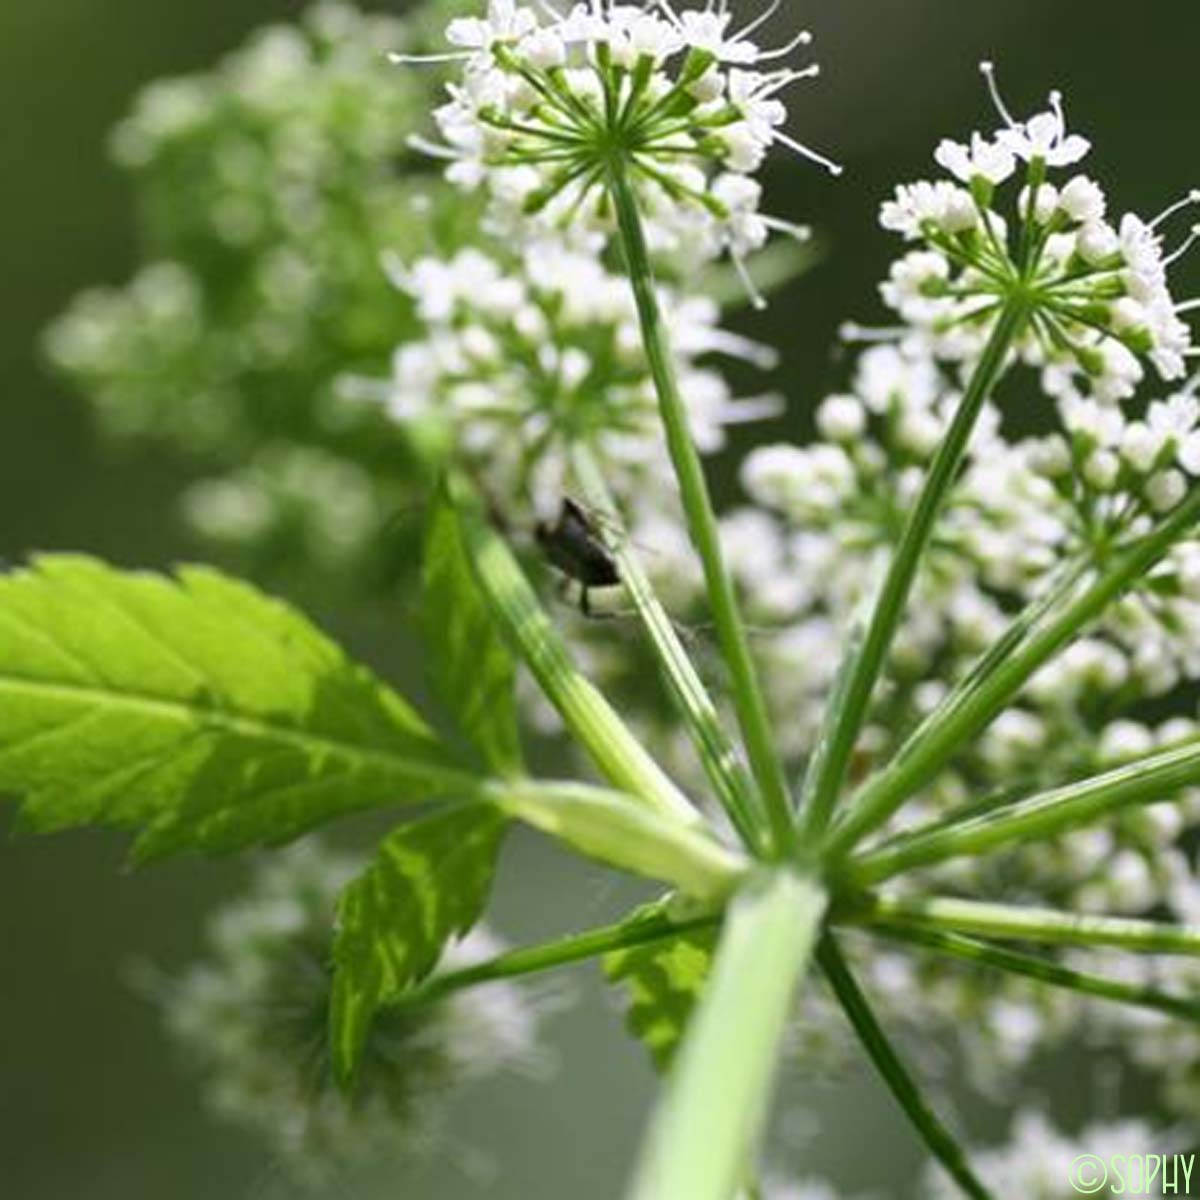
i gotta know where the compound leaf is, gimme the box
[605,904,717,1071]
[330,804,507,1086]
[0,555,467,857]
[423,482,522,774]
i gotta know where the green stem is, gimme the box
[451,474,699,827]
[627,870,826,1200]
[849,737,1200,886]
[608,160,793,856]
[494,778,746,904]
[874,925,1200,1024]
[850,892,1200,955]
[800,298,1028,841]
[818,935,993,1200]
[828,485,1200,856]
[398,907,720,1009]
[570,443,765,853]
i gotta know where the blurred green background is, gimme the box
[2,3,1198,1197]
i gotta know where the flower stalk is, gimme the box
[818,935,994,1200]
[829,481,1200,857]
[800,296,1029,841]
[875,925,1200,1025]
[451,473,701,826]
[850,892,1200,955]
[848,736,1200,885]
[570,442,766,853]
[397,907,721,1010]
[608,158,794,857]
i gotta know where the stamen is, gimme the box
[839,321,906,344]
[1048,88,1066,138]
[773,130,843,176]
[1151,189,1200,231]
[698,329,780,369]
[654,0,684,30]
[979,60,1017,129]
[760,214,813,241]
[388,49,474,65]
[407,134,462,162]
[731,250,768,310]
[1179,366,1200,397]
[1165,224,1200,268]
[1176,298,1200,315]
[733,0,782,43]
[718,392,787,423]
[755,29,815,63]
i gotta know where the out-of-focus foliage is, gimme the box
[164,842,545,1186]
[421,479,524,775]
[41,0,814,604]
[43,2,480,593]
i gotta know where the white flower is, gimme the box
[374,246,777,509]
[445,0,537,52]
[933,132,1015,185]
[668,3,811,66]
[816,394,866,440]
[982,63,1091,166]
[1059,174,1106,222]
[880,180,977,239]
[998,107,1091,166]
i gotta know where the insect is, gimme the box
[535,497,622,617]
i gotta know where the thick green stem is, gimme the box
[627,870,826,1200]
[828,485,1200,856]
[398,907,720,1009]
[849,893,1200,955]
[452,474,700,827]
[571,443,765,852]
[849,737,1200,886]
[874,925,1200,1024]
[494,778,746,904]
[818,935,993,1200]
[608,161,793,856]
[800,299,1027,841]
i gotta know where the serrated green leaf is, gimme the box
[0,555,471,856]
[330,804,507,1086]
[423,481,522,775]
[605,905,716,1071]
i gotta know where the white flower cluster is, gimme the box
[613,334,1200,1088]
[401,0,834,279]
[366,243,779,511]
[879,63,1197,403]
[713,340,1200,770]
[163,842,545,1184]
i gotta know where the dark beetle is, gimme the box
[535,497,621,617]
